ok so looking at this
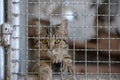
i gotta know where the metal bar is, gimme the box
[108,0,112,79]
[0,46,4,80]
[0,0,5,80]
[96,0,100,79]
[0,0,4,25]
[4,0,8,22]
[85,0,88,79]
[10,0,20,80]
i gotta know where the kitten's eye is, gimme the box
[55,39,61,44]
[41,39,48,44]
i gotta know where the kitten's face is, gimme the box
[34,20,68,56]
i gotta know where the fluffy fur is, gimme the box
[30,19,73,80]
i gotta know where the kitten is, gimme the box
[30,19,73,80]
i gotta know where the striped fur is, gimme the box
[32,19,73,80]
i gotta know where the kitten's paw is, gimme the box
[51,53,63,63]
[61,58,73,74]
[39,68,52,80]
[32,62,52,80]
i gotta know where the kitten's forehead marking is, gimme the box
[41,24,62,38]
[46,25,59,36]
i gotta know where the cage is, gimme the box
[0,0,120,80]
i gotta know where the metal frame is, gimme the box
[0,0,120,80]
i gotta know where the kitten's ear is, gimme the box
[61,19,68,35]
[62,19,68,29]
[56,19,68,35]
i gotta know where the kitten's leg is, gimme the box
[32,62,52,80]
[61,54,73,74]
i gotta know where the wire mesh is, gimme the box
[7,0,120,80]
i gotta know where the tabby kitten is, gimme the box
[31,19,73,80]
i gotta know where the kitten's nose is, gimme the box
[50,49,53,52]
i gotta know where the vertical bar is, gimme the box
[96,0,100,79]
[0,0,4,80]
[72,0,76,79]
[10,0,20,80]
[108,0,111,79]
[0,0,4,25]
[61,0,64,79]
[4,0,8,22]
[85,0,88,79]
[20,0,27,76]
[0,47,4,80]
[38,0,41,79]
[25,0,28,79]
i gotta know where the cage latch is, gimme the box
[1,23,12,46]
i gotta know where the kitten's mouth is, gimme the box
[49,49,53,52]
[49,50,53,54]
